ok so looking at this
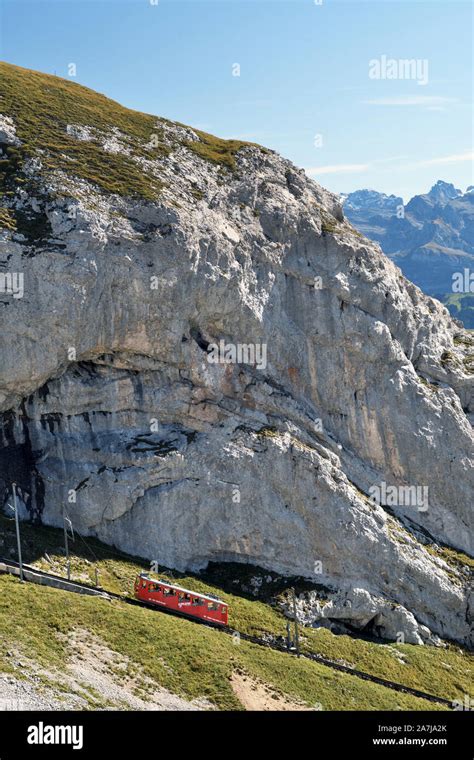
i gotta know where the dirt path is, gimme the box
[230,670,315,711]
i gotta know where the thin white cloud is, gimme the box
[374,155,409,164]
[403,151,473,169]
[306,151,472,179]
[363,96,457,107]
[306,163,369,176]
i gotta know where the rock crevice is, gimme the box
[0,64,472,646]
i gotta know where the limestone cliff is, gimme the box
[0,63,472,646]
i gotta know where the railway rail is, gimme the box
[0,556,458,708]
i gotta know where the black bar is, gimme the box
[0,710,471,757]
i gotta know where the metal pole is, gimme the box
[292,587,300,657]
[12,483,24,582]
[63,507,70,580]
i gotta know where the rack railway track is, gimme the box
[0,556,458,708]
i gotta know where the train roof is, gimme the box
[138,573,227,606]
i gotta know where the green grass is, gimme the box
[453,333,474,347]
[463,356,474,373]
[0,61,260,204]
[300,628,472,703]
[418,375,440,392]
[442,293,474,330]
[0,574,448,711]
[321,212,339,234]
[0,62,166,200]
[0,206,16,230]
[0,514,472,707]
[184,127,260,172]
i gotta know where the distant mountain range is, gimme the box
[342,181,474,328]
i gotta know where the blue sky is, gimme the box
[0,0,472,201]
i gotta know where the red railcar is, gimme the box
[134,573,228,626]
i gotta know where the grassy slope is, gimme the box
[443,293,474,331]
[1,574,444,712]
[0,515,472,708]
[0,61,256,203]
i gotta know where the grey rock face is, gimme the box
[0,111,472,647]
[0,114,21,146]
[281,588,443,646]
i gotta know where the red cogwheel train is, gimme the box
[134,573,228,626]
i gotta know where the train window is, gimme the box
[164,588,175,596]
[208,602,218,611]
[192,597,203,606]
[184,594,191,601]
